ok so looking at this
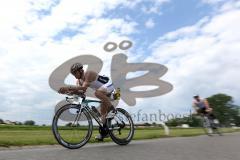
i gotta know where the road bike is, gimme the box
[52,92,135,149]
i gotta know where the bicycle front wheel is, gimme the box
[52,104,93,149]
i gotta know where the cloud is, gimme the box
[0,0,136,122]
[201,0,240,13]
[0,0,170,124]
[141,0,170,14]
[145,18,155,28]
[140,0,240,115]
[201,0,226,5]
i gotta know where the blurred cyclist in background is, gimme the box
[192,95,216,119]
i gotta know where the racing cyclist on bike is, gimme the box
[58,63,116,141]
[192,95,216,121]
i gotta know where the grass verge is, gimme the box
[0,125,239,147]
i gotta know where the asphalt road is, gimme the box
[0,132,240,160]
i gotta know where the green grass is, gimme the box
[0,125,239,147]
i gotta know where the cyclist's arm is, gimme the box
[192,102,197,110]
[75,82,89,92]
[76,79,82,86]
[192,102,199,114]
[75,71,96,92]
[60,82,87,93]
[204,99,210,108]
[59,82,86,94]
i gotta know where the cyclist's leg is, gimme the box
[207,109,216,119]
[101,84,116,118]
[94,90,111,141]
[197,108,207,116]
[208,113,216,120]
[94,90,113,123]
[199,109,211,128]
[202,108,218,131]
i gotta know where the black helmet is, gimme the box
[70,63,83,74]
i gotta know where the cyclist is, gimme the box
[58,63,116,141]
[192,95,216,120]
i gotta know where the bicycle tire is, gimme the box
[107,108,135,145]
[52,104,93,149]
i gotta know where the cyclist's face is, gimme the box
[73,69,83,79]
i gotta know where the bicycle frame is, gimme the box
[67,95,104,128]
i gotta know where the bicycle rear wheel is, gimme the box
[107,108,134,145]
[52,104,92,149]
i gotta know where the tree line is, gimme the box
[0,119,36,126]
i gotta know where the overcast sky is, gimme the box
[0,0,240,124]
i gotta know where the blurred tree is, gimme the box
[207,93,240,126]
[188,116,202,127]
[166,118,179,127]
[24,120,35,125]
[66,122,72,126]
[143,122,151,126]
[152,122,157,126]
